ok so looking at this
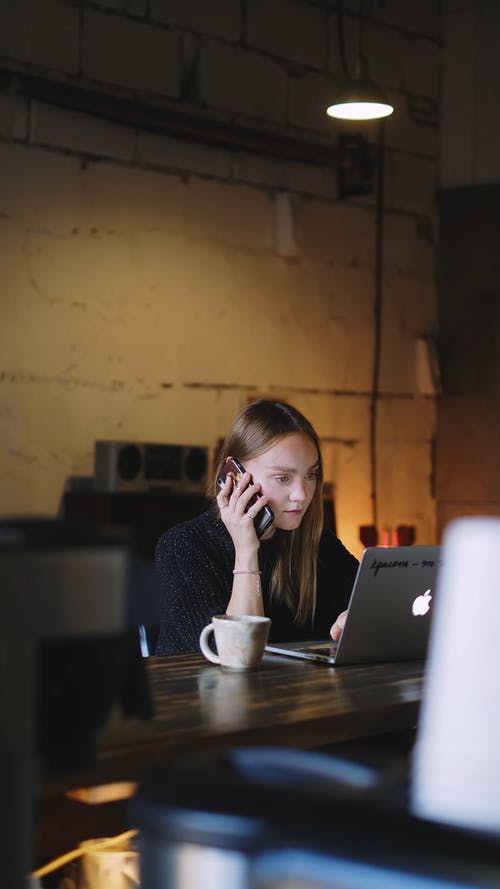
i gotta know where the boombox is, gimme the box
[94,441,209,495]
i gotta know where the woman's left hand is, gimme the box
[330,609,348,641]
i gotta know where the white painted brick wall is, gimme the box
[373,1,440,40]
[298,199,374,268]
[0,0,79,74]
[78,160,187,233]
[182,177,274,251]
[0,143,81,229]
[273,191,297,256]
[231,152,290,190]
[83,9,181,97]
[383,278,437,338]
[31,102,137,163]
[282,159,337,200]
[288,70,340,134]
[0,94,29,141]
[231,152,337,199]
[360,22,403,91]
[401,35,440,97]
[385,152,437,216]
[378,322,420,393]
[245,0,327,69]
[151,0,241,42]
[138,130,232,179]
[127,0,149,17]
[94,1,149,13]
[384,94,438,158]
[96,1,125,11]
[384,214,436,284]
[201,41,287,122]
[0,0,441,551]
[328,16,439,101]
[338,0,440,40]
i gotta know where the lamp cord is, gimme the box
[336,0,350,78]
[337,0,366,79]
[369,121,385,528]
[358,0,366,58]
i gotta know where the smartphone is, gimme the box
[216,457,274,539]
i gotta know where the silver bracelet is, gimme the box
[232,569,262,597]
[233,569,262,575]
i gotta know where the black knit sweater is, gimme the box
[155,508,358,654]
[154,506,359,655]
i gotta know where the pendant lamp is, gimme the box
[327,2,394,121]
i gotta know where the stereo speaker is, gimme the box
[94,441,209,495]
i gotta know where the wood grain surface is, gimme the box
[41,653,425,795]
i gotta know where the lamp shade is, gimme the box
[327,55,394,121]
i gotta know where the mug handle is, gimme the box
[199,623,220,664]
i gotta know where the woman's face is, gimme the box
[244,431,319,534]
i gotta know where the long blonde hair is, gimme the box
[213,400,324,625]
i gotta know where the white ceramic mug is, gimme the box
[199,614,271,670]
[78,837,139,889]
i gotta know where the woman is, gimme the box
[155,400,358,655]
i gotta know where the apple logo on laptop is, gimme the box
[412,589,432,617]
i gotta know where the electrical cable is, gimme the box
[336,0,350,78]
[358,0,366,57]
[369,121,386,528]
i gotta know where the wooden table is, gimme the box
[42,652,426,796]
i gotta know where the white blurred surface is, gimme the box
[412,517,500,833]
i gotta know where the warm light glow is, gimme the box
[327,101,394,121]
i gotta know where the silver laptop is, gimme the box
[265,545,441,665]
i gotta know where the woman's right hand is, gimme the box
[330,610,348,641]
[217,470,267,554]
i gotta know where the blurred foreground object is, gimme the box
[0,518,159,889]
[412,516,500,834]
